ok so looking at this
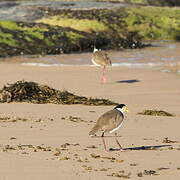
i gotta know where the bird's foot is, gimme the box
[101,77,107,84]
[119,148,128,152]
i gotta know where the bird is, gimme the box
[89,104,128,151]
[91,47,112,83]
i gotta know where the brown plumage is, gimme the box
[92,50,112,66]
[89,109,123,136]
[91,48,112,83]
[89,104,128,151]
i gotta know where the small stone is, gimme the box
[10,137,16,140]
[130,163,137,166]
[137,172,143,177]
[90,153,100,158]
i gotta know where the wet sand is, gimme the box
[0,63,180,179]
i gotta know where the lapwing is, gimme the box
[89,104,128,151]
[91,47,112,83]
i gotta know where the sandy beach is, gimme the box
[0,63,180,180]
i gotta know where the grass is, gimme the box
[0,21,45,47]
[131,0,146,3]
[64,31,84,44]
[0,21,20,30]
[37,17,108,33]
[125,7,180,40]
[0,21,46,40]
[0,21,19,46]
[24,30,44,40]
[0,32,18,46]
[96,0,146,3]
[21,25,47,40]
[95,0,180,6]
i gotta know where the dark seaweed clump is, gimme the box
[137,109,174,116]
[0,81,117,105]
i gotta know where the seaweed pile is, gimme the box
[137,109,174,117]
[0,81,117,105]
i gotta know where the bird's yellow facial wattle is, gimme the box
[123,106,129,112]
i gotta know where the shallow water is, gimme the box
[1,41,180,74]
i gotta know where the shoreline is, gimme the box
[0,40,179,75]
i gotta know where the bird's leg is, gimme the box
[101,132,108,151]
[101,66,107,83]
[115,133,123,151]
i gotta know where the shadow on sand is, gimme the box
[109,144,172,151]
[116,79,140,83]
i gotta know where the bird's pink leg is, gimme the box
[101,132,108,151]
[101,66,107,83]
[115,133,123,151]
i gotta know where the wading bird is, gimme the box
[91,47,112,83]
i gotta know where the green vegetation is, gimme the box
[96,0,180,6]
[38,7,180,41]
[3,0,180,6]
[0,21,20,30]
[137,109,174,116]
[24,29,44,40]
[0,32,18,46]
[64,31,84,44]
[96,0,146,3]
[0,5,179,56]
[0,20,90,56]
[38,17,108,32]
[0,21,45,47]
[125,7,180,40]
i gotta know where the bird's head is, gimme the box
[114,104,129,113]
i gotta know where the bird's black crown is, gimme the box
[114,104,126,109]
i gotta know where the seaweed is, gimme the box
[137,170,159,177]
[0,80,117,106]
[162,137,179,143]
[108,172,131,178]
[137,109,174,116]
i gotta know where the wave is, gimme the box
[112,62,162,68]
[21,62,162,68]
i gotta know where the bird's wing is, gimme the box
[92,51,112,66]
[97,109,123,132]
[101,51,112,65]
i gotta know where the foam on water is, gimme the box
[112,62,162,68]
[22,62,162,68]
[21,63,60,67]
[21,62,92,67]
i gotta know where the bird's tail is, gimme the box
[89,124,100,137]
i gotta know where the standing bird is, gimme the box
[89,104,128,151]
[91,47,112,83]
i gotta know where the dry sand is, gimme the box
[0,63,180,180]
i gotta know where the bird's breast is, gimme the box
[109,121,124,134]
